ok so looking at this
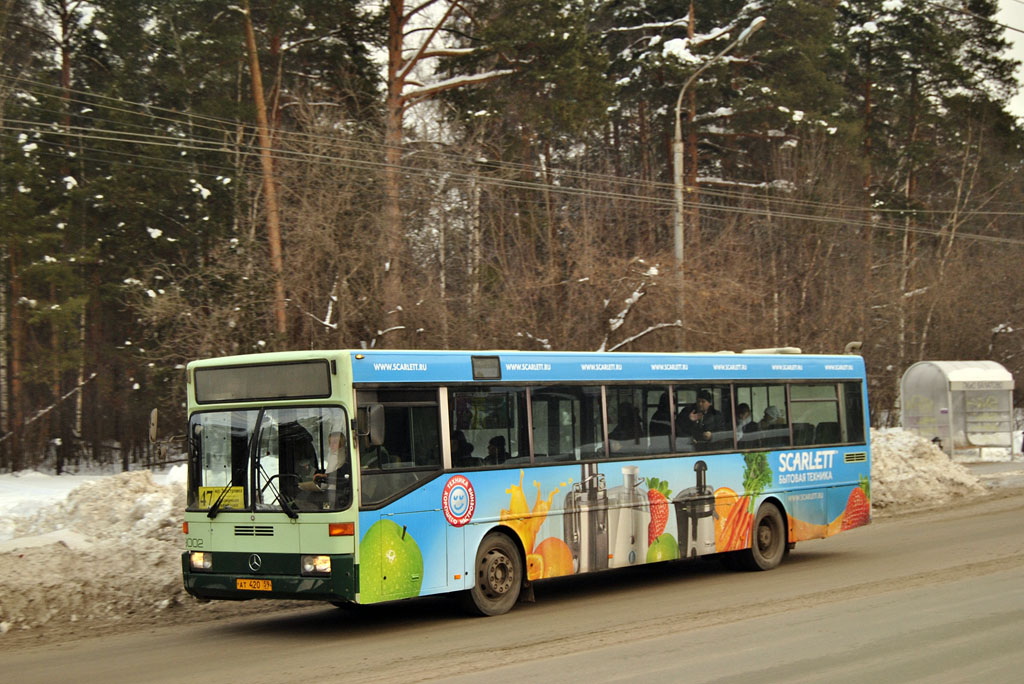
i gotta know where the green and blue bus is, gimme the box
[182,348,870,615]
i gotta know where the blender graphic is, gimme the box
[673,460,717,558]
[607,465,650,567]
[564,462,609,573]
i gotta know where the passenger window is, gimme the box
[450,387,526,468]
[602,387,643,456]
[843,382,865,443]
[734,384,789,448]
[356,390,441,507]
[790,384,842,446]
[674,384,732,452]
[531,386,603,461]
[604,385,675,455]
[646,388,674,454]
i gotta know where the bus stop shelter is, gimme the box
[900,360,1016,459]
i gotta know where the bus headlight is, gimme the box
[301,555,331,576]
[190,551,213,572]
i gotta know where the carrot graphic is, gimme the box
[717,452,773,552]
[720,496,752,551]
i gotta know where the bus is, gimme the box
[181,348,870,616]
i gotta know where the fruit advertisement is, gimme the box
[357,446,870,604]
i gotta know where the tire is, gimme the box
[463,532,523,616]
[739,502,786,571]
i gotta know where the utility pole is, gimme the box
[672,15,766,274]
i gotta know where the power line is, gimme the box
[4,113,1023,243]
[923,0,1024,36]
[12,72,1021,216]
[7,121,1023,249]
[3,78,1023,247]
[7,72,1023,217]
[7,102,1021,223]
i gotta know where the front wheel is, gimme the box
[463,532,522,616]
[739,502,786,571]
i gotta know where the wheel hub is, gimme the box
[758,522,773,551]
[484,551,513,596]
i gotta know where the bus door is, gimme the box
[356,389,446,601]
[365,510,449,600]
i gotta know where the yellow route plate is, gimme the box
[199,486,245,509]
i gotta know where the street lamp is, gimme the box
[673,16,766,268]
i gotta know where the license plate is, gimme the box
[236,578,272,591]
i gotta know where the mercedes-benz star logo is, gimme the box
[248,554,262,572]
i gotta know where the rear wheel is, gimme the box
[739,502,786,571]
[463,532,522,616]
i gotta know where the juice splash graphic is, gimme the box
[501,470,572,579]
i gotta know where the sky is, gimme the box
[998,0,1024,118]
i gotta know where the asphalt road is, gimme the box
[3,489,1023,684]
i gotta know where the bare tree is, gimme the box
[241,0,287,337]
[379,0,511,340]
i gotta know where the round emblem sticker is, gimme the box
[442,475,475,527]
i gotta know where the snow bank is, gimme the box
[0,469,189,635]
[0,433,995,635]
[870,428,986,509]
[0,471,99,542]
[4,469,185,546]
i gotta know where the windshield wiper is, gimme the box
[248,409,299,519]
[276,479,300,519]
[209,408,265,519]
[255,473,299,519]
[206,481,236,519]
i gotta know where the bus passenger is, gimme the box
[303,430,352,501]
[759,405,785,430]
[609,401,644,451]
[323,431,349,477]
[649,393,672,438]
[293,426,328,503]
[452,430,475,466]
[736,403,755,434]
[486,436,508,465]
[282,422,320,484]
[679,390,724,443]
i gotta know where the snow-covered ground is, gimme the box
[0,467,192,637]
[0,429,1021,637]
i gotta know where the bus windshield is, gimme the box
[187,406,351,514]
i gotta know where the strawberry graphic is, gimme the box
[841,476,871,531]
[646,477,672,545]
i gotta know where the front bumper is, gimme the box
[182,552,357,602]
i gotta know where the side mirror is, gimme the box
[357,404,385,446]
[149,408,159,443]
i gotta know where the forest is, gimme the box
[1,0,1022,472]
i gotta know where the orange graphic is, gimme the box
[533,537,574,578]
[713,486,754,552]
